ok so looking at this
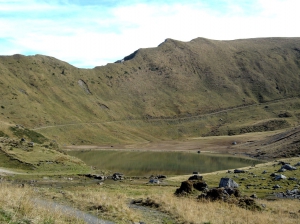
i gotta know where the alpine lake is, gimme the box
[68,150,262,176]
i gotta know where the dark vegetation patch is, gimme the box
[0,150,33,170]
[0,131,8,137]
[10,127,47,144]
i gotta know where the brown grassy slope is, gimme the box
[0,37,300,144]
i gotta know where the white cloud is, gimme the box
[0,0,300,67]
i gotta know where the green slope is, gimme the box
[0,37,300,144]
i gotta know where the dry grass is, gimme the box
[34,177,300,224]
[151,192,300,224]
[0,182,85,224]
[39,185,141,223]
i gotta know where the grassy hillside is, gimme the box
[1,37,300,145]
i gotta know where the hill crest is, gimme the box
[1,37,300,145]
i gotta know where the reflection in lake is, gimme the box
[68,150,261,176]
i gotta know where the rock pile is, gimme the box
[275,189,300,199]
[175,176,262,211]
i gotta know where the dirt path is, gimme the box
[33,199,114,224]
[0,168,21,175]
[129,203,175,224]
[32,97,298,131]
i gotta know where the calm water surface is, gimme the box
[69,150,261,176]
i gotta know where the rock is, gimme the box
[149,179,160,184]
[175,180,193,195]
[219,178,239,188]
[234,169,245,173]
[273,184,281,189]
[250,194,257,198]
[112,172,124,181]
[274,174,287,180]
[294,162,300,166]
[193,181,208,191]
[95,175,105,180]
[262,170,267,174]
[188,175,203,181]
[275,188,300,199]
[157,175,167,179]
[288,177,298,181]
[270,173,277,177]
[287,189,299,195]
[281,164,297,170]
[278,168,287,172]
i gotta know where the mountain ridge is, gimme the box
[1,37,300,144]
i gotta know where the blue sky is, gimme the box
[0,0,299,68]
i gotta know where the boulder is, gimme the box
[274,174,287,180]
[219,178,239,188]
[277,168,287,172]
[281,164,297,170]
